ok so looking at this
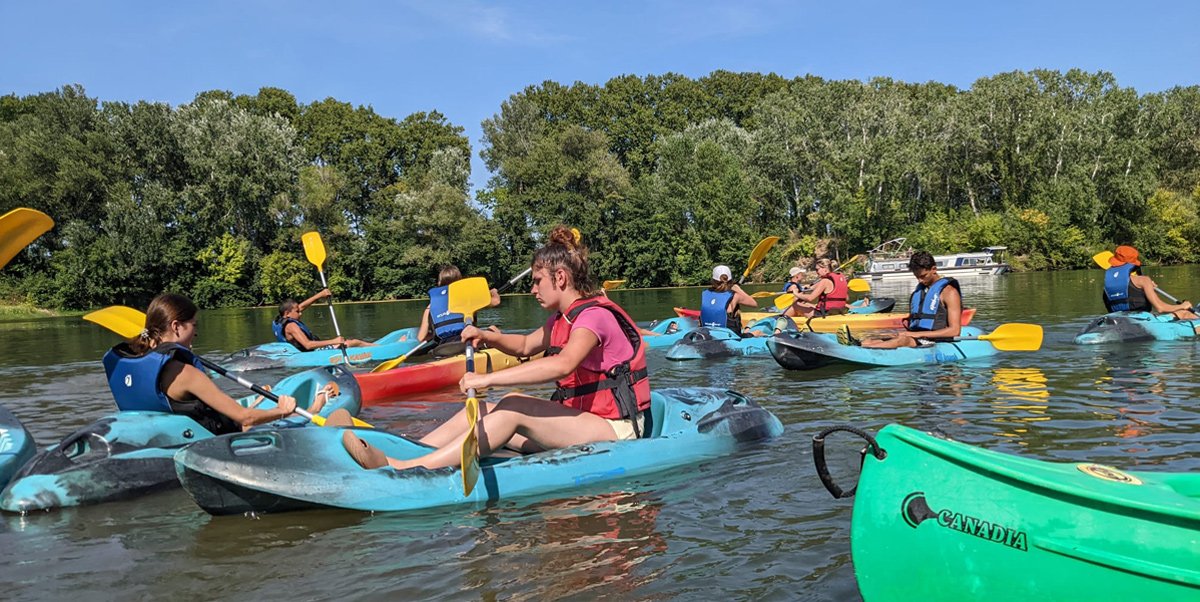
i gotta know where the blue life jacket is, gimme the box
[428,285,465,340]
[102,343,204,412]
[273,317,317,350]
[1103,264,1146,312]
[908,278,961,332]
[700,289,736,329]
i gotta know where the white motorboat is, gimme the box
[856,238,1008,281]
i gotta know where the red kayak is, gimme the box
[356,348,537,405]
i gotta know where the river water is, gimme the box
[1,268,1198,601]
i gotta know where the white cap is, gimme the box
[788,266,805,278]
[712,265,732,281]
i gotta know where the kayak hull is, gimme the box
[0,404,35,490]
[767,327,994,370]
[849,424,1200,601]
[223,327,420,370]
[679,307,975,333]
[1073,311,1199,345]
[0,366,361,513]
[175,388,784,515]
[355,348,540,404]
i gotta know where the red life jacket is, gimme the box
[818,272,849,313]
[545,296,652,427]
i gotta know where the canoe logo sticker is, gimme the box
[1077,463,1142,485]
[901,492,1028,552]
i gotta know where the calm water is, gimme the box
[2,268,1199,600]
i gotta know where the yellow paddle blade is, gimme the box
[602,279,626,291]
[836,254,863,272]
[742,236,780,279]
[0,208,54,270]
[448,276,492,318]
[774,292,795,311]
[1092,251,1114,270]
[977,323,1044,352]
[301,231,327,269]
[83,306,147,339]
[848,278,870,293]
[371,352,409,373]
[751,291,777,298]
[461,396,481,495]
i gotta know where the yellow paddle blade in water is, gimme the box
[974,323,1044,352]
[0,208,54,270]
[83,306,147,339]
[301,231,327,268]
[461,395,481,495]
[1092,251,1114,269]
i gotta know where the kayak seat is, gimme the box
[643,394,666,439]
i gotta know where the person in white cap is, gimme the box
[700,265,757,331]
[783,266,809,296]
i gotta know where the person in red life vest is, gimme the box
[341,225,651,470]
[1102,245,1196,319]
[785,258,849,317]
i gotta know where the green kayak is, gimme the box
[813,424,1200,601]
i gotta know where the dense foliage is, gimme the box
[2,69,1199,309]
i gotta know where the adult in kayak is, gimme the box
[1102,245,1196,319]
[784,258,849,318]
[855,251,963,349]
[341,225,652,470]
[105,293,313,434]
[273,291,375,351]
[700,265,757,331]
[416,265,501,345]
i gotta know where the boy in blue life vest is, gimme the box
[850,251,963,348]
[1102,245,1196,319]
[273,289,375,351]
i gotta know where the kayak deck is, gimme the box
[1073,311,1200,345]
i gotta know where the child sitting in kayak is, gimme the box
[1101,246,1196,319]
[340,225,651,470]
[273,289,375,351]
[416,264,501,349]
[105,293,318,435]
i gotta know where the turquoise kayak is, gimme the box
[0,365,360,513]
[768,326,995,370]
[0,404,34,490]
[663,317,778,360]
[222,327,420,370]
[174,388,784,515]
[813,424,1200,601]
[1073,311,1199,344]
[643,316,699,349]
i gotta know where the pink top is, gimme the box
[543,306,634,372]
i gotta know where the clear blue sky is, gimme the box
[3,1,1197,192]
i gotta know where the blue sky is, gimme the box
[3,1,1197,192]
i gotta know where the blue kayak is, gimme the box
[0,404,35,490]
[222,327,420,370]
[663,317,779,360]
[174,388,784,515]
[849,297,896,314]
[0,365,360,513]
[767,326,996,370]
[643,316,698,349]
[1073,311,1199,345]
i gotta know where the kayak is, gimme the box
[222,327,420,370]
[815,423,1200,601]
[0,365,360,513]
[663,317,779,361]
[0,404,35,490]
[174,387,784,515]
[751,307,975,334]
[672,297,894,321]
[1073,311,1199,344]
[643,316,699,349]
[767,326,995,370]
[356,348,541,404]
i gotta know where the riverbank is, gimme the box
[0,303,78,321]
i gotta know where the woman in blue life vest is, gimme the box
[699,265,757,331]
[104,293,307,435]
[1102,245,1196,318]
[417,265,501,345]
[273,290,374,352]
[859,251,963,349]
[786,258,849,318]
[340,225,651,471]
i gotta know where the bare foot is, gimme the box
[342,431,388,469]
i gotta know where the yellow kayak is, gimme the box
[738,308,976,333]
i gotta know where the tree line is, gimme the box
[2,69,1199,310]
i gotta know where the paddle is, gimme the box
[956,323,1043,352]
[751,291,778,298]
[82,306,372,427]
[602,279,626,291]
[448,276,493,496]
[739,236,780,284]
[836,254,863,272]
[1091,251,1180,303]
[0,208,54,270]
[848,278,870,293]
[302,231,350,364]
